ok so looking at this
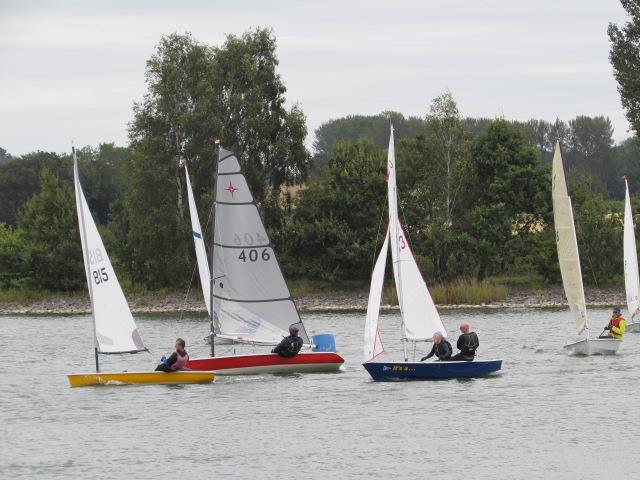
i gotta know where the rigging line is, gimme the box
[179,196,214,323]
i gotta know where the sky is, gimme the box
[0,0,633,156]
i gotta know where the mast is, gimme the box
[74,146,100,372]
[209,139,220,357]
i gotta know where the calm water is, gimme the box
[1,308,638,479]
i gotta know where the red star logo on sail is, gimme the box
[225,181,238,198]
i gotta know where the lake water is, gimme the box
[1,308,638,479]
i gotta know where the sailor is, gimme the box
[420,331,452,361]
[451,322,479,361]
[601,307,626,340]
[155,338,190,372]
[272,325,304,358]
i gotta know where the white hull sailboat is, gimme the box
[623,176,640,332]
[552,142,621,355]
[362,126,502,381]
[68,148,214,387]
[183,147,344,375]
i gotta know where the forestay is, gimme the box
[212,147,309,344]
[73,153,146,354]
[184,164,211,315]
[386,127,445,341]
[364,230,388,361]
[552,142,588,334]
[623,177,640,323]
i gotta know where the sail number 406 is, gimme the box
[238,249,270,262]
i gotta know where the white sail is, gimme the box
[552,142,588,334]
[184,164,211,315]
[212,147,309,344]
[386,126,446,341]
[623,178,640,323]
[364,230,388,361]
[73,152,146,354]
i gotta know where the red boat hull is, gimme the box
[187,352,345,375]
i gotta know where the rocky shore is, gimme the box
[0,285,627,315]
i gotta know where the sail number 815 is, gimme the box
[238,248,270,263]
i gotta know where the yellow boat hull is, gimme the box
[67,371,215,388]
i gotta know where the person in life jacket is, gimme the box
[155,338,190,372]
[602,307,626,340]
[272,325,304,358]
[450,322,479,361]
[420,331,452,361]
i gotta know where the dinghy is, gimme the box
[362,126,502,381]
[623,176,640,333]
[183,147,344,375]
[67,148,215,387]
[552,142,621,355]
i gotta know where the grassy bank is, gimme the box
[381,279,509,305]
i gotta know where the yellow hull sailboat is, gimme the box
[68,147,214,387]
[67,371,214,388]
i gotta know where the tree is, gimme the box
[121,29,309,287]
[0,147,11,165]
[0,223,25,288]
[468,120,548,280]
[609,0,640,136]
[17,169,83,290]
[280,140,387,281]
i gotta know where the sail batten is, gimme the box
[623,178,640,323]
[74,153,146,354]
[209,147,309,344]
[552,142,588,334]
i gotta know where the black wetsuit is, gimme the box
[451,332,479,361]
[421,339,453,361]
[272,335,304,358]
[155,349,188,372]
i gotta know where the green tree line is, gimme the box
[2,15,640,293]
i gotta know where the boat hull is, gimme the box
[563,337,621,355]
[187,352,345,375]
[627,322,640,333]
[363,360,502,381]
[67,371,215,388]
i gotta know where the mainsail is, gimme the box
[623,177,640,323]
[386,126,445,341]
[364,230,388,361]
[73,150,146,354]
[184,163,211,315]
[552,142,588,334]
[211,147,309,344]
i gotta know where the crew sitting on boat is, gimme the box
[420,331,452,361]
[155,338,189,372]
[451,322,479,361]
[272,325,304,358]
[600,307,626,340]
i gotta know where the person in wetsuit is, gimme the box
[272,325,304,358]
[451,322,479,361]
[420,331,452,361]
[155,338,189,372]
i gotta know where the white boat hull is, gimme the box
[564,337,621,356]
[627,322,640,333]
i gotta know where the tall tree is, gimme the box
[121,30,309,287]
[609,0,640,136]
[17,169,83,290]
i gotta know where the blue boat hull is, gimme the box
[363,360,502,381]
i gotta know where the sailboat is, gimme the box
[183,146,344,375]
[67,148,215,387]
[552,142,621,355]
[362,126,502,381]
[623,176,640,333]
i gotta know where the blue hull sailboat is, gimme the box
[362,126,503,381]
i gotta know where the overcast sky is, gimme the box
[0,0,632,156]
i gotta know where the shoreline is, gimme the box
[0,285,626,315]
